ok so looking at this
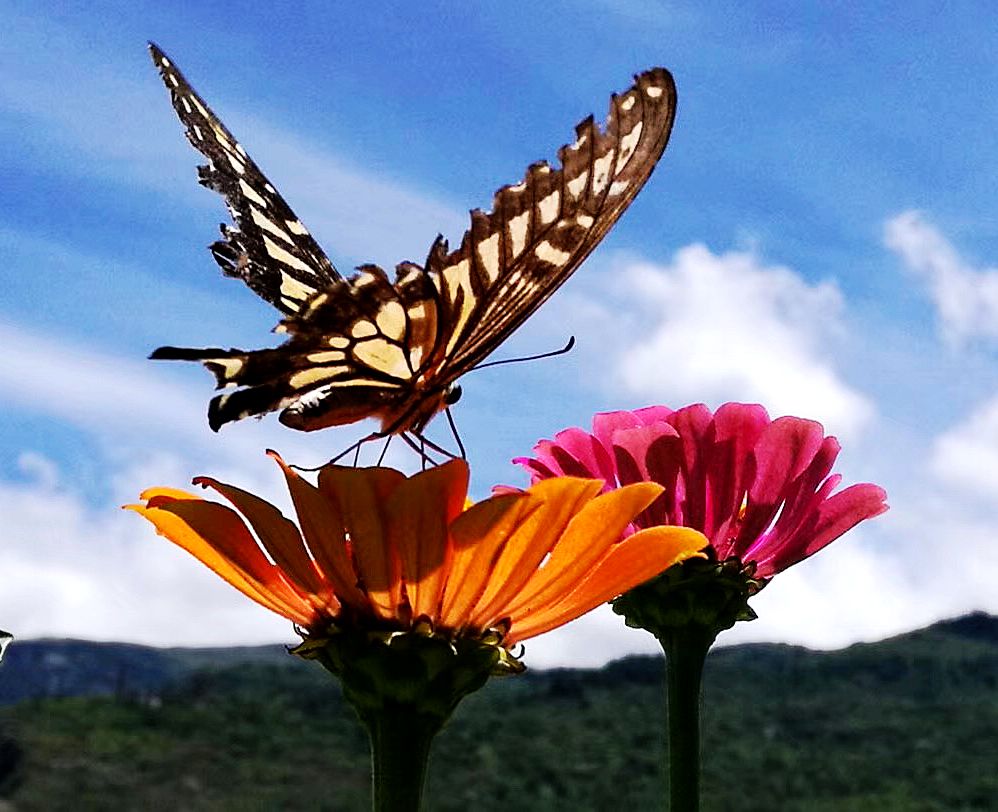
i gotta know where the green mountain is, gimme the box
[0,612,995,810]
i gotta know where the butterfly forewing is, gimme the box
[428,67,677,377]
[149,43,339,316]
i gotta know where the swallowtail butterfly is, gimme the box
[149,44,677,442]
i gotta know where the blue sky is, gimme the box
[2,2,996,667]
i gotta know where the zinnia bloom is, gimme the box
[517,404,888,812]
[515,403,888,579]
[128,455,705,811]
[128,453,705,657]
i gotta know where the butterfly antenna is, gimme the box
[444,407,467,460]
[469,336,576,372]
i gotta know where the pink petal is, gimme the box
[704,403,769,539]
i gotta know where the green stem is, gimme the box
[660,625,713,812]
[366,705,439,812]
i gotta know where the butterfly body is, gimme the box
[149,44,677,438]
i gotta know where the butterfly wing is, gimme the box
[153,263,445,432]
[149,43,340,316]
[425,67,677,379]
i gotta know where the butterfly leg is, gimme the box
[376,435,393,466]
[292,432,382,471]
[407,431,462,463]
[398,432,437,469]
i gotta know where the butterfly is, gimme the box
[149,43,677,451]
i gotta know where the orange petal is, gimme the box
[195,476,328,605]
[319,465,406,619]
[386,460,468,620]
[499,482,663,621]
[139,486,203,502]
[269,452,367,612]
[507,526,707,643]
[438,492,532,628]
[466,478,603,629]
[126,498,316,626]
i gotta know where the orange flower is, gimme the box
[127,454,705,651]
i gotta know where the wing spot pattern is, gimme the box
[608,179,629,196]
[351,320,378,339]
[289,367,348,390]
[620,94,636,112]
[353,339,410,379]
[646,85,664,98]
[305,350,346,363]
[592,150,615,194]
[538,191,560,225]
[566,171,588,199]
[443,259,475,352]
[376,301,407,341]
[508,210,530,258]
[262,234,315,276]
[617,121,644,170]
[209,358,245,382]
[279,275,313,302]
[250,207,294,244]
[477,232,501,281]
[534,241,572,266]
[238,179,267,208]
[409,346,425,370]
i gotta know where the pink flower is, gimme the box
[515,403,888,579]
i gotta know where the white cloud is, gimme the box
[0,452,293,645]
[884,210,998,346]
[931,392,998,502]
[0,320,420,476]
[565,243,874,442]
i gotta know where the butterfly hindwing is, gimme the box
[152,260,444,431]
[149,43,339,316]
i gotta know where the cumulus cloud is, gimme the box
[565,243,874,442]
[0,451,292,645]
[0,321,417,476]
[884,210,998,346]
[930,393,998,503]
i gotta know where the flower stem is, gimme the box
[366,705,438,812]
[660,625,712,812]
